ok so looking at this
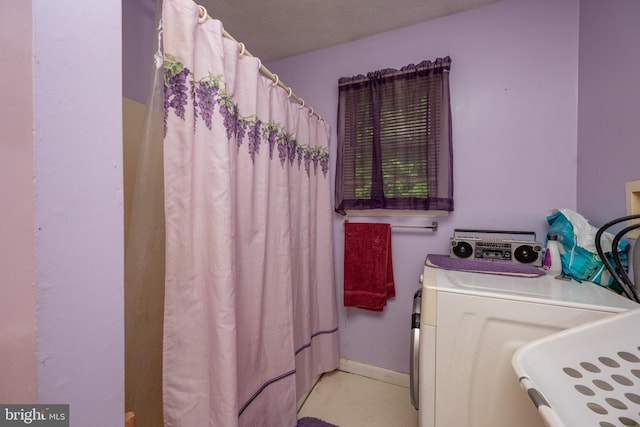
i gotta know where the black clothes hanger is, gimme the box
[595,214,640,303]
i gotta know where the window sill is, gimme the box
[343,209,449,218]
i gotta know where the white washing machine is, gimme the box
[411,263,639,427]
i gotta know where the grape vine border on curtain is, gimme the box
[163,53,329,178]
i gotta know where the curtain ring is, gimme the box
[256,58,262,70]
[238,42,245,56]
[198,5,208,23]
[299,99,305,109]
[308,107,314,117]
[271,74,279,87]
[286,87,293,98]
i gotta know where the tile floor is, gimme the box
[297,370,419,427]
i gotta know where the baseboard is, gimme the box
[338,358,410,388]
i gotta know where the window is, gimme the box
[335,57,453,215]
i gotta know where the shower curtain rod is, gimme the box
[197,4,324,122]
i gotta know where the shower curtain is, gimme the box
[161,0,339,425]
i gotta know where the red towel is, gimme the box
[343,223,395,311]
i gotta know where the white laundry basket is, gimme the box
[512,307,640,427]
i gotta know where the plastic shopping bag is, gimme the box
[546,209,629,292]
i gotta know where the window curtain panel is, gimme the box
[161,1,339,425]
[335,57,453,213]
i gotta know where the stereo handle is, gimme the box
[453,229,537,241]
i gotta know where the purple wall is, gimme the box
[576,0,640,227]
[268,0,580,373]
[1,1,124,421]
[34,1,124,424]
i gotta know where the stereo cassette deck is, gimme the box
[449,229,543,267]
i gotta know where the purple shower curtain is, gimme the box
[161,1,339,425]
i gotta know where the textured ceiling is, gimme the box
[198,0,500,62]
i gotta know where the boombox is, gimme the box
[450,229,543,267]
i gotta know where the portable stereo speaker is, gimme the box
[449,229,543,267]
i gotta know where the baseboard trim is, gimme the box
[338,358,410,388]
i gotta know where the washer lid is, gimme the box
[427,266,640,311]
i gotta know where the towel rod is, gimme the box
[344,220,438,232]
[392,222,438,231]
